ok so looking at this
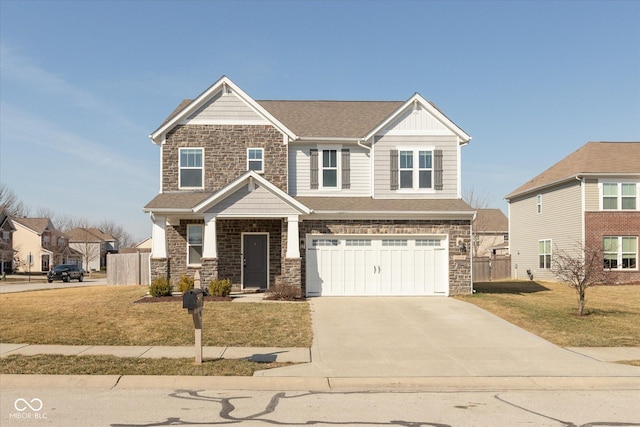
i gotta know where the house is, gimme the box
[117,237,152,254]
[473,208,508,257]
[11,217,82,273]
[144,76,475,296]
[505,141,640,283]
[67,228,118,271]
[0,207,16,274]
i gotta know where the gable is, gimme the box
[206,184,303,216]
[380,103,455,136]
[184,90,268,126]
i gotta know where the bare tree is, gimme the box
[98,219,134,249]
[68,225,101,273]
[463,188,493,256]
[0,184,29,217]
[551,242,611,316]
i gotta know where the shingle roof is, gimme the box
[295,197,474,213]
[506,141,640,199]
[144,192,215,211]
[11,217,52,234]
[67,228,115,243]
[474,209,508,233]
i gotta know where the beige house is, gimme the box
[67,228,118,272]
[0,207,16,273]
[506,141,640,283]
[11,217,81,273]
[473,209,508,257]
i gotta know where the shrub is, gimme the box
[177,274,194,294]
[266,282,303,300]
[208,278,232,297]
[149,277,172,297]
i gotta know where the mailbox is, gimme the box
[183,289,204,310]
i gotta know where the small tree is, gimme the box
[551,242,611,316]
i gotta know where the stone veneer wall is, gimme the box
[299,219,472,295]
[162,124,287,192]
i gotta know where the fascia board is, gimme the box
[149,76,297,144]
[142,207,193,214]
[364,93,472,143]
[504,176,580,201]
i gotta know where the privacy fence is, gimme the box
[472,255,511,282]
[107,252,150,285]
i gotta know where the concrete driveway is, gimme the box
[258,297,640,378]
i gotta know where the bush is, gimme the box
[265,282,303,300]
[177,274,194,294]
[149,277,172,297]
[208,278,232,297]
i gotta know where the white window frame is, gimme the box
[179,148,204,190]
[247,148,264,173]
[187,224,203,266]
[320,147,340,189]
[397,147,435,192]
[536,194,542,214]
[600,181,638,211]
[604,236,638,270]
[538,239,552,269]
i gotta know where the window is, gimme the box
[2,231,10,242]
[398,149,433,190]
[602,182,637,210]
[179,148,203,189]
[187,225,203,265]
[536,194,542,214]
[346,239,372,246]
[247,148,264,172]
[312,239,339,247]
[538,239,552,269]
[322,149,338,188]
[604,236,637,270]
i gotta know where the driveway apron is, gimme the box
[258,297,640,378]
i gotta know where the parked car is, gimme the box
[47,264,84,283]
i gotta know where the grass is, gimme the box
[0,286,312,347]
[457,281,640,347]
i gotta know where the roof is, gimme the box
[474,209,508,233]
[295,197,475,215]
[144,191,215,211]
[506,141,640,200]
[11,217,53,234]
[67,228,115,243]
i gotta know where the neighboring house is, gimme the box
[117,237,152,254]
[144,76,475,296]
[505,141,640,283]
[11,217,82,273]
[0,207,16,273]
[473,209,508,257]
[67,228,118,271]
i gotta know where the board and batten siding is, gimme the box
[288,143,371,197]
[184,91,268,125]
[509,181,582,281]
[373,135,459,199]
[206,185,300,216]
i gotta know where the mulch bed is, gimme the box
[134,295,233,304]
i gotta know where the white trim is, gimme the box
[396,146,436,192]
[318,145,342,190]
[186,224,204,266]
[178,147,205,190]
[246,147,264,173]
[286,216,300,258]
[598,180,639,211]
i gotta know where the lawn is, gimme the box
[456,281,640,347]
[0,286,312,347]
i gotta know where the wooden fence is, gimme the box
[107,252,150,285]
[473,255,511,282]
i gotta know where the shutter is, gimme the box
[310,149,318,190]
[390,149,399,190]
[434,149,443,190]
[341,149,350,189]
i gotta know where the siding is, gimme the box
[184,91,267,124]
[383,105,454,135]
[584,179,600,211]
[373,135,459,199]
[288,143,370,197]
[207,184,300,216]
[509,181,582,280]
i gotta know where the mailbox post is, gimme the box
[182,270,204,364]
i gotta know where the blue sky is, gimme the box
[1,0,638,242]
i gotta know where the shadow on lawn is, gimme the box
[473,281,550,294]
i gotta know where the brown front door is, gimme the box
[243,234,268,289]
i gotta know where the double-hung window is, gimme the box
[604,236,637,270]
[187,224,203,265]
[399,149,433,190]
[247,148,264,172]
[602,182,637,210]
[538,239,552,269]
[179,148,203,189]
[322,149,338,188]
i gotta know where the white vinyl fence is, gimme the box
[107,252,150,285]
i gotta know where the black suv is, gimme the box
[47,264,84,283]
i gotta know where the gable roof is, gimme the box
[506,141,640,200]
[474,209,508,233]
[11,217,54,234]
[67,228,115,243]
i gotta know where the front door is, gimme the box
[243,234,268,289]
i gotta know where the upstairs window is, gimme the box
[247,148,264,172]
[538,239,552,269]
[322,149,338,188]
[187,224,203,265]
[179,148,203,189]
[604,236,637,270]
[602,182,637,210]
[391,149,441,191]
[536,194,542,214]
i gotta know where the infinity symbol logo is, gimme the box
[14,398,43,412]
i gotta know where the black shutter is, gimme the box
[434,149,443,190]
[390,149,399,190]
[310,149,318,189]
[341,149,350,189]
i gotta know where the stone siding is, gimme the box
[162,124,287,192]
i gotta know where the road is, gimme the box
[2,386,639,426]
[0,276,108,293]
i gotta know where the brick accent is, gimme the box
[162,124,287,192]
[585,211,640,283]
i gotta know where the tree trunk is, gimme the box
[577,289,585,316]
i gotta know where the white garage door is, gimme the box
[306,236,448,296]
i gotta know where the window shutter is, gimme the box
[390,149,399,190]
[434,149,443,190]
[341,149,350,189]
[310,149,318,189]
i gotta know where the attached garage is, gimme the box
[306,235,448,296]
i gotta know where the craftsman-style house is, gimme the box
[144,76,475,296]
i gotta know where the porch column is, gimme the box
[150,214,167,258]
[203,214,217,258]
[286,215,300,258]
